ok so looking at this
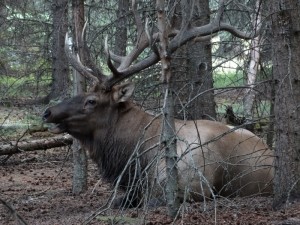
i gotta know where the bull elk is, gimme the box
[43,35,274,208]
[43,4,273,206]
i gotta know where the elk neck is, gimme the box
[78,101,161,185]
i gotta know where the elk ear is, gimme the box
[113,82,135,102]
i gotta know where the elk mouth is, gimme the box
[48,123,66,134]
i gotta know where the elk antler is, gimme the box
[65,0,260,90]
[64,33,104,84]
[65,0,161,90]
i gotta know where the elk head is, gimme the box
[43,7,159,136]
[42,82,135,137]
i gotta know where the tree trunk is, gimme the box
[114,0,129,67]
[71,0,88,195]
[49,0,70,101]
[172,0,215,120]
[270,0,300,208]
[156,0,180,218]
[244,0,262,122]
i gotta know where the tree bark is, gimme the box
[0,135,73,155]
[49,0,70,101]
[270,0,300,208]
[114,0,129,68]
[244,0,262,122]
[171,0,215,120]
[156,0,180,218]
[186,0,215,120]
[71,0,88,194]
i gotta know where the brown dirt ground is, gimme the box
[1,147,300,225]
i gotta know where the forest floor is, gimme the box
[1,147,300,225]
[1,105,300,225]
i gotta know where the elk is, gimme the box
[43,79,274,207]
[43,2,273,208]
[43,50,274,208]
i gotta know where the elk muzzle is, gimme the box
[42,108,67,134]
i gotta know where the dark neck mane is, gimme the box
[76,102,158,187]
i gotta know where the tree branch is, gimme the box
[0,135,73,155]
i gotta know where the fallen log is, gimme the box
[0,135,73,155]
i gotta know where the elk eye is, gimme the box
[87,100,96,105]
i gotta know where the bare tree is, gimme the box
[243,0,262,124]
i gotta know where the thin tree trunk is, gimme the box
[244,0,262,121]
[156,0,180,218]
[71,0,88,195]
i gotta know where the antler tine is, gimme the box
[100,0,157,89]
[64,33,99,84]
[81,23,107,80]
[93,0,162,90]
[104,36,122,78]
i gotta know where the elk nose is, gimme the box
[43,109,51,120]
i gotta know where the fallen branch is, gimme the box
[0,197,28,225]
[0,135,73,155]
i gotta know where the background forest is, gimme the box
[1,0,300,224]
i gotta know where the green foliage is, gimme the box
[0,74,51,97]
[213,70,244,88]
[0,0,52,99]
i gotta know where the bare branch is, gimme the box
[169,0,260,54]
[193,33,217,42]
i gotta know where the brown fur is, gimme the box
[43,83,274,207]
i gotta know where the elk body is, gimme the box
[43,82,274,207]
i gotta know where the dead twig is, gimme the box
[0,197,28,225]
